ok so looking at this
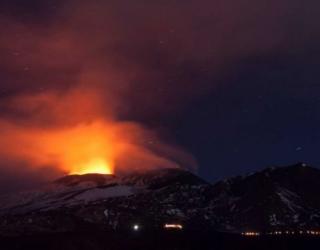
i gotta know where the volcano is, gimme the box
[1,163,320,236]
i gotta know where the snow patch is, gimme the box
[72,186,136,202]
[276,187,301,212]
[269,214,281,226]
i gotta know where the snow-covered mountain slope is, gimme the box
[1,163,320,235]
[0,174,137,214]
[0,168,210,235]
[0,168,205,215]
[207,163,320,232]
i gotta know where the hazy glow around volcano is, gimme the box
[0,90,197,177]
[69,158,113,175]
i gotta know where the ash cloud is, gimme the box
[0,0,319,193]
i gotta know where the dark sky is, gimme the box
[0,0,320,192]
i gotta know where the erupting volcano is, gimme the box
[33,119,122,176]
[0,88,195,179]
[71,158,112,175]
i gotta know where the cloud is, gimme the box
[0,0,319,192]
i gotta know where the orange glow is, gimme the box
[0,89,196,177]
[242,232,260,236]
[164,224,183,230]
[70,158,112,175]
[37,121,118,175]
[0,120,119,175]
[0,117,190,176]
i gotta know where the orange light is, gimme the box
[0,89,196,177]
[36,121,118,175]
[243,232,260,236]
[164,224,183,230]
[70,158,113,175]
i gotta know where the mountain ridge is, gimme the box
[1,163,320,235]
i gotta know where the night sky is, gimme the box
[0,0,320,193]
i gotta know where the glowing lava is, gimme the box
[0,120,122,175]
[70,158,113,175]
[0,117,191,177]
[37,120,119,175]
[0,90,196,177]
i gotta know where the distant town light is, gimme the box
[251,230,320,236]
[242,231,260,236]
[164,224,183,230]
[133,224,140,231]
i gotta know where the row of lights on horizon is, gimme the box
[242,230,320,236]
[132,225,320,235]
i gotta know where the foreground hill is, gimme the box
[1,163,320,235]
[0,168,209,235]
[208,163,320,232]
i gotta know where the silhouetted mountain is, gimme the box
[1,163,320,236]
[208,163,320,232]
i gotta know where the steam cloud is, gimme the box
[0,0,318,192]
